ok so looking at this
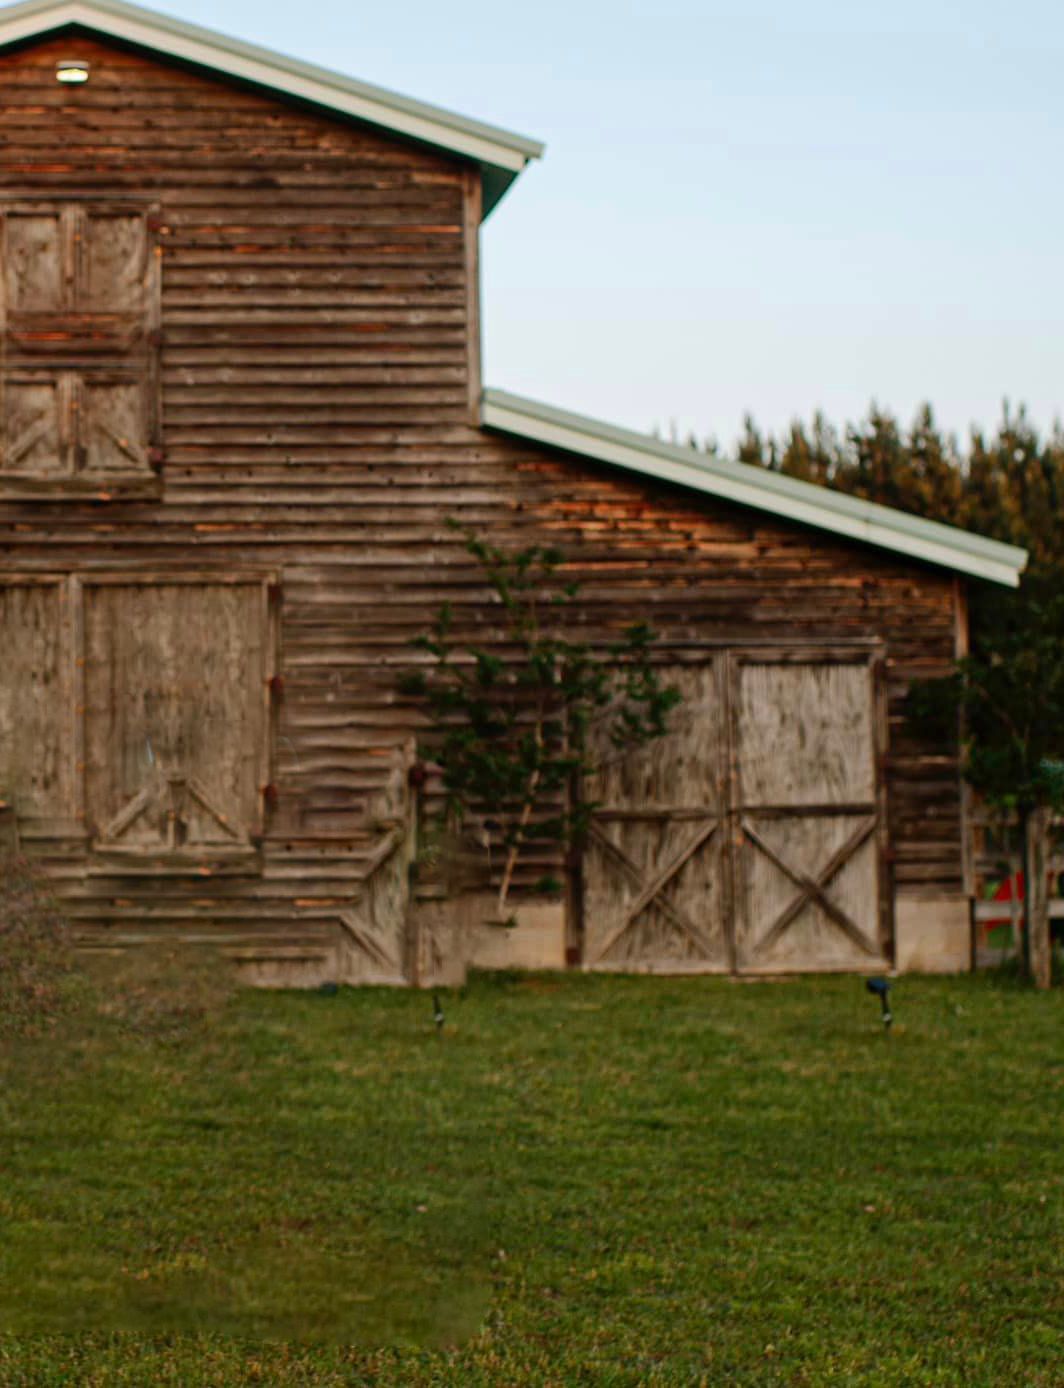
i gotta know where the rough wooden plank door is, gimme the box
[0,205,149,319]
[0,203,157,484]
[80,209,149,314]
[581,663,729,972]
[2,209,65,312]
[730,653,888,973]
[2,374,66,475]
[83,580,270,866]
[0,578,71,822]
[79,375,149,473]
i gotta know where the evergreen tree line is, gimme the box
[700,402,1063,592]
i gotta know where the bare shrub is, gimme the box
[86,943,237,1041]
[0,853,237,1046]
[0,853,78,1040]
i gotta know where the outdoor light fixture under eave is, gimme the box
[55,60,90,83]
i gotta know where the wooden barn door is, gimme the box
[0,204,159,489]
[730,651,889,973]
[0,576,73,828]
[581,663,729,972]
[578,647,889,975]
[83,577,273,869]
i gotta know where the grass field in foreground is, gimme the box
[0,967,1062,1385]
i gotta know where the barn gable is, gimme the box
[0,2,1029,984]
[0,0,543,214]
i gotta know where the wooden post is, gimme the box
[1025,805,1052,990]
[405,756,423,988]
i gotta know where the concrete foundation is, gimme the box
[235,952,339,989]
[893,893,971,974]
[412,892,567,986]
[465,898,567,972]
[238,892,976,987]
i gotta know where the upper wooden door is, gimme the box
[581,662,729,972]
[2,206,150,321]
[0,202,159,494]
[730,652,889,973]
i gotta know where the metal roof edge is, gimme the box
[481,388,1029,588]
[0,0,544,214]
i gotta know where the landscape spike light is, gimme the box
[865,976,893,1030]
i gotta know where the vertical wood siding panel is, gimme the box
[0,579,68,818]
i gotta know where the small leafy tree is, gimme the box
[907,585,1064,986]
[399,524,681,921]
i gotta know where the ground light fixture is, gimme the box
[866,976,893,1030]
[55,60,90,83]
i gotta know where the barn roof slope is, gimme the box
[0,0,544,214]
[482,389,1029,588]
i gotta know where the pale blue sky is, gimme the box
[150,1,1062,447]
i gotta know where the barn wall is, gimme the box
[0,36,966,974]
[489,449,965,900]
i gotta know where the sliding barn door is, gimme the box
[579,648,889,975]
[83,579,271,867]
[730,653,888,973]
[581,663,729,972]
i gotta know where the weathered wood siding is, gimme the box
[0,36,964,972]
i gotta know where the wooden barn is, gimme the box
[0,0,1027,984]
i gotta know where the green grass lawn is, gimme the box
[0,966,1062,1385]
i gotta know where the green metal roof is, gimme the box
[0,0,544,215]
[481,389,1029,588]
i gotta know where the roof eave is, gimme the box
[481,389,1029,589]
[0,0,543,217]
